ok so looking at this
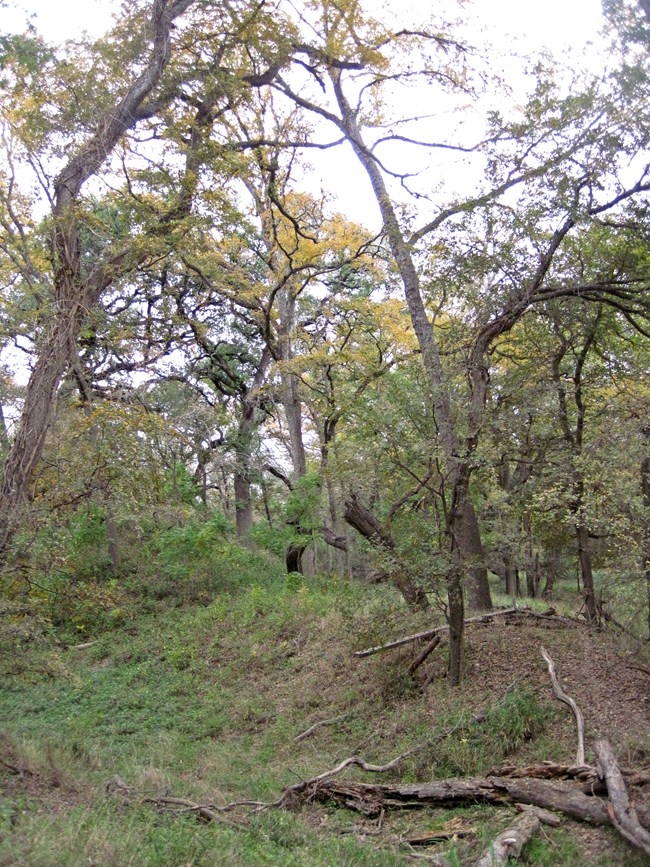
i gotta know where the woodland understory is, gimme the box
[1,0,650,863]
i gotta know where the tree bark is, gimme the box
[595,739,650,857]
[344,492,429,609]
[641,428,650,639]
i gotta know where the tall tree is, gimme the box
[0,0,293,557]
[264,0,650,681]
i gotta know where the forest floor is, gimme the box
[1,570,650,866]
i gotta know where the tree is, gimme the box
[262,0,650,681]
[0,0,293,557]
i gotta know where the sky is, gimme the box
[3,0,605,49]
[1,0,608,226]
[0,0,611,395]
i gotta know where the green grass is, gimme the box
[2,560,649,865]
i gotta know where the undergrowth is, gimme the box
[2,548,649,865]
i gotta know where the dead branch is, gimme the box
[595,739,650,857]
[355,608,578,658]
[298,687,520,785]
[355,608,520,658]
[489,762,597,784]
[294,714,350,742]
[515,803,562,826]
[297,775,615,824]
[492,760,650,795]
[474,808,543,867]
[143,795,249,829]
[540,647,585,766]
[408,635,442,675]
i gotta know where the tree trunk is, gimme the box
[640,438,650,638]
[504,553,518,598]
[460,503,493,611]
[233,349,271,543]
[0,404,9,452]
[524,512,540,598]
[0,306,82,555]
[576,521,597,623]
[0,0,197,560]
[344,493,429,610]
[543,549,560,599]
[286,540,308,573]
[105,506,121,573]
[330,78,487,677]
[234,468,254,539]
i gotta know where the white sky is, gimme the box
[0,0,610,397]
[3,0,605,49]
[1,0,607,227]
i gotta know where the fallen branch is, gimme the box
[489,762,597,784]
[540,647,585,767]
[491,761,650,794]
[515,803,561,826]
[474,808,543,867]
[295,684,521,784]
[294,714,349,742]
[143,795,249,829]
[297,775,619,824]
[408,634,442,675]
[355,608,578,658]
[355,609,520,658]
[595,739,650,857]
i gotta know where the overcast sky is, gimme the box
[4,0,605,51]
[2,0,608,225]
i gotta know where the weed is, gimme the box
[0,561,645,865]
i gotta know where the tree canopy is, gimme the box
[1,0,649,683]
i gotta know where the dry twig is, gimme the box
[294,714,349,741]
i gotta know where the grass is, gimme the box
[2,560,650,865]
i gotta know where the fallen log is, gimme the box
[355,608,578,658]
[595,739,650,857]
[474,808,542,867]
[298,775,615,824]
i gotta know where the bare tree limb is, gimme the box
[474,809,543,867]
[595,740,650,857]
[408,635,442,675]
[540,647,585,767]
[354,608,520,658]
[294,715,349,742]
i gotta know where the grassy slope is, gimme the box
[1,568,649,866]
